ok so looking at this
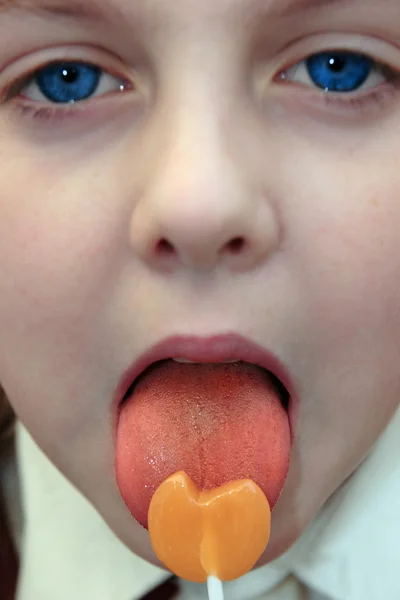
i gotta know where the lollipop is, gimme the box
[148,471,271,598]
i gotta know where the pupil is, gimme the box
[328,56,346,73]
[62,67,79,83]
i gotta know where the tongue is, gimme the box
[115,360,291,528]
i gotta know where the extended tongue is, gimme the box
[115,360,291,528]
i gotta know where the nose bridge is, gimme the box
[143,33,245,203]
[129,67,279,273]
[150,89,243,224]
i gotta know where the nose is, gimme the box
[129,110,280,273]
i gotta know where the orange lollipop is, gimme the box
[148,471,271,583]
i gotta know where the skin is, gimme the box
[0,0,399,568]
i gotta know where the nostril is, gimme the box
[227,237,246,254]
[154,236,248,265]
[156,239,175,255]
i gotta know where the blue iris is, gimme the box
[35,62,101,103]
[306,52,373,92]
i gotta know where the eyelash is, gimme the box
[1,51,400,124]
[1,61,132,123]
[276,55,400,114]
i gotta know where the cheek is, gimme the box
[0,131,140,320]
[302,178,400,352]
[0,169,111,309]
[285,156,400,484]
[0,156,125,436]
[280,138,400,347]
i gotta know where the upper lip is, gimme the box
[114,333,294,408]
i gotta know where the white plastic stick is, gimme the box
[207,576,224,600]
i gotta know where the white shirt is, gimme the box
[10,408,400,600]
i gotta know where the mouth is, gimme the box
[116,333,293,417]
[114,333,295,529]
[123,359,290,412]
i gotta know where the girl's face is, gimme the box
[0,0,399,566]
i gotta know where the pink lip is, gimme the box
[114,333,297,436]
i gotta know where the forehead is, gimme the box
[0,0,347,21]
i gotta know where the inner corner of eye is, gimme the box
[275,63,296,82]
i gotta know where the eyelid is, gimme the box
[18,67,127,104]
[0,44,137,98]
[272,32,400,77]
[282,55,389,95]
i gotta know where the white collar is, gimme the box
[15,408,400,600]
[289,407,400,600]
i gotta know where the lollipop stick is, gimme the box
[207,576,224,600]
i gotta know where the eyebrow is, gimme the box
[0,0,120,20]
[0,0,348,21]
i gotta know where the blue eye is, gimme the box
[306,52,372,92]
[283,51,386,94]
[19,61,127,104]
[35,62,101,103]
